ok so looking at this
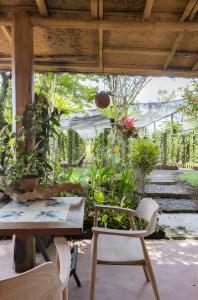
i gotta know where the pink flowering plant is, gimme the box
[116,116,138,138]
[179,81,198,119]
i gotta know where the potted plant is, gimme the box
[5,150,43,191]
[5,94,60,191]
[95,91,110,108]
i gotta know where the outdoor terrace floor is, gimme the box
[0,239,198,300]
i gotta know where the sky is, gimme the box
[136,77,193,103]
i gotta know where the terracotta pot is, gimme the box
[95,92,110,108]
[21,176,39,192]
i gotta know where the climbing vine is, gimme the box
[153,129,198,168]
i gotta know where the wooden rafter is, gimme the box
[0,26,11,43]
[163,32,184,70]
[189,2,198,20]
[98,0,104,71]
[163,0,198,70]
[180,0,197,22]
[192,60,198,70]
[35,0,48,17]
[142,0,155,21]
[91,0,98,19]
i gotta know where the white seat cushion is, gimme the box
[97,235,144,264]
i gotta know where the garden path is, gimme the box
[145,169,198,238]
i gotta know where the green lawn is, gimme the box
[179,171,198,187]
[70,166,90,183]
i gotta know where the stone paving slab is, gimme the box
[145,184,193,199]
[155,198,198,212]
[158,213,198,239]
[149,170,175,184]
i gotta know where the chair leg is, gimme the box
[89,233,98,300]
[62,287,68,300]
[143,265,150,282]
[141,239,161,300]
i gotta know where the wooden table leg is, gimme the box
[13,235,36,273]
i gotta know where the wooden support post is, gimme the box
[11,11,34,134]
[11,11,35,272]
[13,235,36,273]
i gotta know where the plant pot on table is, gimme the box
[21,176,39,192]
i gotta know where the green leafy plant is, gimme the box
[5,94,61,187]
[131,138,159,193]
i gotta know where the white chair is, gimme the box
[0,237,71,300]
[89,198,161,300]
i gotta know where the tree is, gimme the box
[180,80,198,119]
[34,73,96,113]
[102,75,152,120]
[157,88,177,102]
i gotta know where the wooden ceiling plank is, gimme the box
[142,0,155,21]
[91,0,98,19]
[104,47,198,58]
[189,2,198,20]
[0,26,11,43]
[36,0,48,17]
[163,0,198,70]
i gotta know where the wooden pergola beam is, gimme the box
[1,49,197,64]
[1,16,198,32]
[28,18,198,32]
[0,26,11,43]
[163,0,198,70]
[35,0,48,17]
[142,0,155,21]
[33,65,198,77]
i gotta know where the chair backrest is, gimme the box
[0,262,62,300]
[136,198,159,235]
[0,237,71,300]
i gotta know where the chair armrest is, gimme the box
[54,237,71,288]
[92,226,148,238]
[94,204,137,215]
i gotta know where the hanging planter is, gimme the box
[95,92,110,109]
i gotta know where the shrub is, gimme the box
[131,138,159,193]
